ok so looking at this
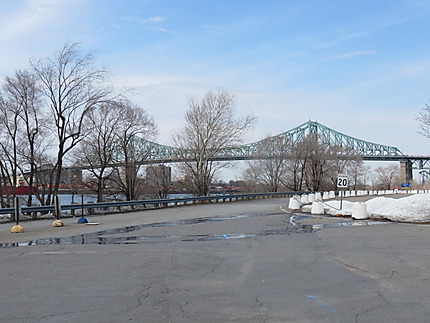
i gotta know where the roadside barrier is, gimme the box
[301,194,309,204]
[352,202,368,220]
[288,195,301,210]
[311,201,325,215]
[2,189,420,223]
[0,192,298,221]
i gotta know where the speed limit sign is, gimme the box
[337,174,348,188]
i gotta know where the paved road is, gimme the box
[1,197,429,322]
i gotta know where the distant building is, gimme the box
[146,165,172,186]
[63,168,83,186]
[28,165,83,188]
[1,166,83,193]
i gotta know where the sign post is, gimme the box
[337,174,348,210]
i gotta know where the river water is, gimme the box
[29,193,191,206]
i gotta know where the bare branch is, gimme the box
[173,89,255,196]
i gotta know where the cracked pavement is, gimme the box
[1,198,430,322]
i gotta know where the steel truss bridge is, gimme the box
[81,120,430,182]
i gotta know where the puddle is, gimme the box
[0,214,265,248]
[1,233,258,247]
[0,212,391,248]
[289,213,390,232]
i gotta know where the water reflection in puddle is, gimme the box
[0,212,390,248]
[4,233,257,247]
[0,214,264,248]
[289,214,389,232]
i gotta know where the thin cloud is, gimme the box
[0,0,85,41]
[126,16,167,23]
[0,1,52,40]
[145,16,166,23]
[316,31,371,49]
[315,9,428,52]
[356,60,430,88]
[328,51,377,59]
[152,26,168,32]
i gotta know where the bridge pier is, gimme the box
[400,160,413,182]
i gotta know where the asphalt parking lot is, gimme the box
[1,197,430,322]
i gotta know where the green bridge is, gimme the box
[82,120,430,182]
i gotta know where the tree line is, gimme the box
[0,43,411,208]
[0,43,158,207]
[0,43,255,206]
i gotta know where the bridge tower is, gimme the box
[400,160,413,182]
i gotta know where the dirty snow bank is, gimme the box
[319,194,430,222]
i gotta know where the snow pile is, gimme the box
[302,194,430,223]
[366,195,430,222]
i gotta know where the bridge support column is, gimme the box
[400,160,413,182]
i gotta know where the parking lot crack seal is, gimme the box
[202,257,224,277]
[256,295,263,306]
[255,295,269,322]
[36,310,96,321]
[332,257,372,275]
[355,291,390,323]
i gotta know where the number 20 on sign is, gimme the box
[337,175,348,188]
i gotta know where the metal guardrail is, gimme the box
[0,192,297,218]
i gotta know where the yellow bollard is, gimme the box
[11,225,24,233]
[52,220,64,227]
[12,197,24,233]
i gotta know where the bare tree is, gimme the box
[284,138,309,192]
[292,134,328,192]
[144,165,172,199]
[241,131,368,193]
[417,103,430,138]
[303,139,366,191]
[32,155,56,207]
[291,134,344,191]
[109,101,157,201]
[72,101,126,202]
[31,42,110,203]
[0,157,12,208]
[0,70,53,208]
[173,89,255,196]
[345,159,369,190]
[374,164,400,190]
[0,87,23,206]
[3,70,46,206]
[243,136,292,192]
[242,161,264,193]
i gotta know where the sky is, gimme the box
[1,0,430,164]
